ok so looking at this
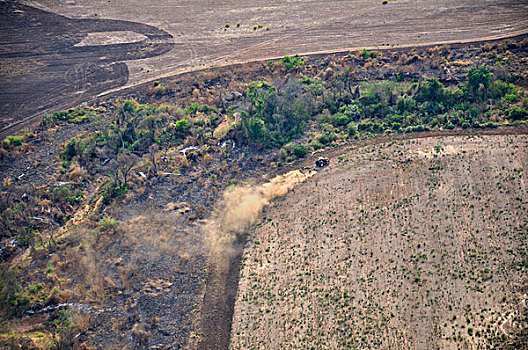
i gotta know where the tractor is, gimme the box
[315,157,329,167]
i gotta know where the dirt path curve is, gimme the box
[195,125,528,350]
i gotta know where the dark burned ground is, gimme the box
[0,1,173,137]
[85,153,269,348]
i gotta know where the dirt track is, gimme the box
[1,0,528,137]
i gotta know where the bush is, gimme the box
[484,121,498,128]
[504,93,518,103]
[310,139,323,150]
[61,137,82,162]
[509,106,527,120]
[445,122,455,130]
[174,118,190,137]
[2,136,23,148]
[347,122,358,137]
[358,49,375,59]
[293,144,307,158]
[122,100,139,114]
[317,131,337,145]
[152,82,167,95]
[279,148,287,161]
[340,103,362,120]
[99,216,119,230]
[52,184,84,206]
[335,114,350,126]
[281,55,304,69]
[247,117,268,144]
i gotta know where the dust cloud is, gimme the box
[205,169,317,256]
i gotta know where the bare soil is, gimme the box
[231,134,528,349]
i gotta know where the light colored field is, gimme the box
[231,134,528,349]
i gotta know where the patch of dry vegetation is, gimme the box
[231,135,528,349]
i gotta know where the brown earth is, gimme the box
[2,0,528,137]
[230,133,528,349]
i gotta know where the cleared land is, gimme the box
[2,0,528,135]
[231,134,528,349]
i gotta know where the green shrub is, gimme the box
[2,136,23,148]
[174,118,191,137]
[293,144,307,158]
[445,122,455,130]
[317,131,337,145]
[504,93,518,103]
[467,66,491,100]
[122,100,138,114]
[248,117,268,144]
[509,106,527,120]
[358,49,375,60]
[335,114,350,126]
[310,139,322,150]
[152,82,167,95]
[279,148,287,161]
[99,216,119,230]
[52,184,84,206]
[347,122,358,137]
[101,181,127,203]
[61,137,81,161]
[281,55,304,69]
[484,121,498,128]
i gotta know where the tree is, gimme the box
[416,78,445,103]
[116,149,138,188]
[247,117,268,145]
[467,66,491,100]
[148,144,159,176]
